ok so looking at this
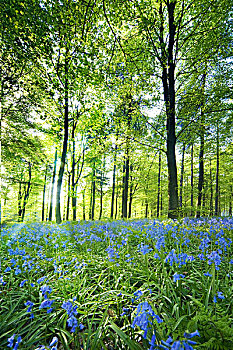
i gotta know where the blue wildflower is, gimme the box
[173,273,185,282]
[39,299,54,309]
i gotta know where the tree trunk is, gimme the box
[157,151,161,218]
[89,180,93,220]
[229,185,232,216]
[196,73,206,218]
[56,55,69,224]
[99,170,103,220]
[21,162,32,221]
[122,147,130,218]
[160,1,178,218]
[66,173,71,221]
[18,177,23,222]
[82,189,86,220]
[128,166,133,218]
[209,159,213,216]
[49,149,57,221]
[110,142,117,219]
[179,143,185,213]
[71,122,76,221]
[115,174,118,220]
[190,143,194,216]
[145,197,149,218]
[214,123,220,216]
[91,167,96,220]
[160,191,163,216]
[42,165,47,222]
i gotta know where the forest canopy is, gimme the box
[1,0,233,223]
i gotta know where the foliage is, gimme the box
[0,217,233,349]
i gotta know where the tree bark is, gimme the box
[196,73,206,218]
[209,159,213,216]
[122,147,130,218]
[229,185,232,216]
[157,151,161,218]
[179,143,185,213]
[42,165,47,222]
[56,54,69,224]
[160,1,178,218]
[49,149,57,221]
[99,169,103,220]
[110,142,117,219]
[128,165,133,219]
[21,162,32,221]
[18,176,23,222]
[82,189,86,220]
[66,173,71,221]
[214,123,220,216]
[190,143,194,216]
[71,121,76,221]
[91,167,96,220]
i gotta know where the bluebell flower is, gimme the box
[61,300,78,317]
[49,336,58,347]
[39,299,54,309]
[217,291,225,299]
[7,334,22,350]
[183,330,200,338]
[20,279,27,287]
[67,315,78,332]
[40,285,52,297]
[165,249,178,266]
[173,273,185,282]
[37,276,46,284]
[0,276,6,285]
[154,253,161,259]
[203,272,212,277]
[149,334,156,350]
[25,300,34,312]
[207,251,221,270]
[138,243,152,255]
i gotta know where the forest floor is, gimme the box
[1,217,233,350]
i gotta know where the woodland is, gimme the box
[1,0,232,223]
[1,1,233,350]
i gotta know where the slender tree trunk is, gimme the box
[210,159,213,216]
[110,142,117,219]
[49,149,57,221]
[18,179,23,222]
[128,167,133,219]
[160,191,163,216]
[82,189,86,220]
[99,170,103,220]
[179,143,185,213]
[229,185,232,216]
[42,165,47,222]
[145,195,149,218]
[71,122,76,221]
[190,143,194,216]
[66,173,71,221]
[89,180,93,220]
[215,123,220,216]
[91,167,96,220]
[196,73,206,218]
[56,55,69,224]
[21,162,32,221]
[122,147,130,218]
[157,151,161,218]
[115,174,118,220]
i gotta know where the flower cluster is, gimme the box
[62,300,84,333]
